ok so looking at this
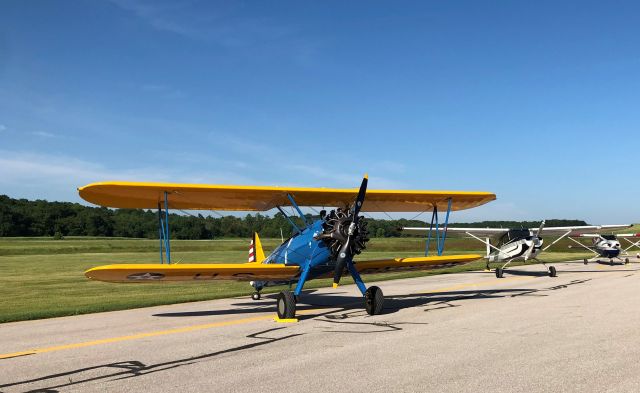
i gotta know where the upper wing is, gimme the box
[540,224,632,235]
[85,263,300,283]
[354,254,481,274]
[78,181,495,212]
[402,227,509,237]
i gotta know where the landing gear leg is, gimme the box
[496,259,513,278]
[276,290,296,319]
[364,286,384,315]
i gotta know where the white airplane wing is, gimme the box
[402,227,509,237]
[539,224,632,235]
[403,224,632,237]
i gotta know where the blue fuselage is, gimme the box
[263,220,334,280]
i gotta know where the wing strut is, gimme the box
[566,236,600,257]
[157,191,172,264]
[542,229,572,251]
[276,206,301,234]
[621,236,640,253]
[286,193,310,226]
[424,198,452,256]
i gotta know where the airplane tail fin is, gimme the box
[248,232,266,263]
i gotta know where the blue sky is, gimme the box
[1,1,639,223]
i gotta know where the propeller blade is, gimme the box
[525,221,545,261]
[332,238,351,287]
[524,240,535,261]
[333,175,369,287]
[537,220,545,237]
[352,174,368,225]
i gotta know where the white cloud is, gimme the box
[0,150,270,204]
[31,131,56,138]
[108,0,320,66]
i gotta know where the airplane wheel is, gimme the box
[276,290,296,319]
[625,258,630,265]
[251,292,261,301]
[610,260,614,266]
[495,267,504,278]
[364,286,384,315]
[583,259,588,265]
[549,266,557,277]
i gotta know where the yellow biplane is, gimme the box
[80,176,495,320]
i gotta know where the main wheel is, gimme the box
[276,290,296,319]
[625,258,630,265]
[495,267,504,278]
[251,292,261,301]
[364,286,384,315]
[549,266,557,277]
[583,259,588,265]
[610,260,614,266]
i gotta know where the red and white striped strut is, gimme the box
[248,238,256,262]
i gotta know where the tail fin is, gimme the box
[248,232,266,263]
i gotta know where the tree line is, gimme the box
[0,195,587,239]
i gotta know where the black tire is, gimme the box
[625,258,630,265]
[610,260,614,266]
[364,286,384,315]
[549,266,557,277]
[583,259,588,265]
[495,267,504,278]
[276,290,296,319]
[251,292,261,301]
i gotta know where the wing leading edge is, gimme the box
[354,254,482,274]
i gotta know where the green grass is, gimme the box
[0,237,598,323]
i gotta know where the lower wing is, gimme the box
[85,255,481,283]
[85,263,300,283]
[354,254,481,274]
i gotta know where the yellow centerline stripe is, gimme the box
[0,275,532,360]
[0,308,313,360]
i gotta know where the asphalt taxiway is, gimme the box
[2,260,640,392]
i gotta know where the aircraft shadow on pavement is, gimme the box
[154,278,592,321]
[153,291,365,317]
[0,327,303,393]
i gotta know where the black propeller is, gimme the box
[332,175,368,287]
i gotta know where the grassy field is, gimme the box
[2,230,634,324]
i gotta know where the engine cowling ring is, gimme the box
[318,208,370,260]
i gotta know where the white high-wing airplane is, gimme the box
[402,221,631,278]
[567,233,640,265]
